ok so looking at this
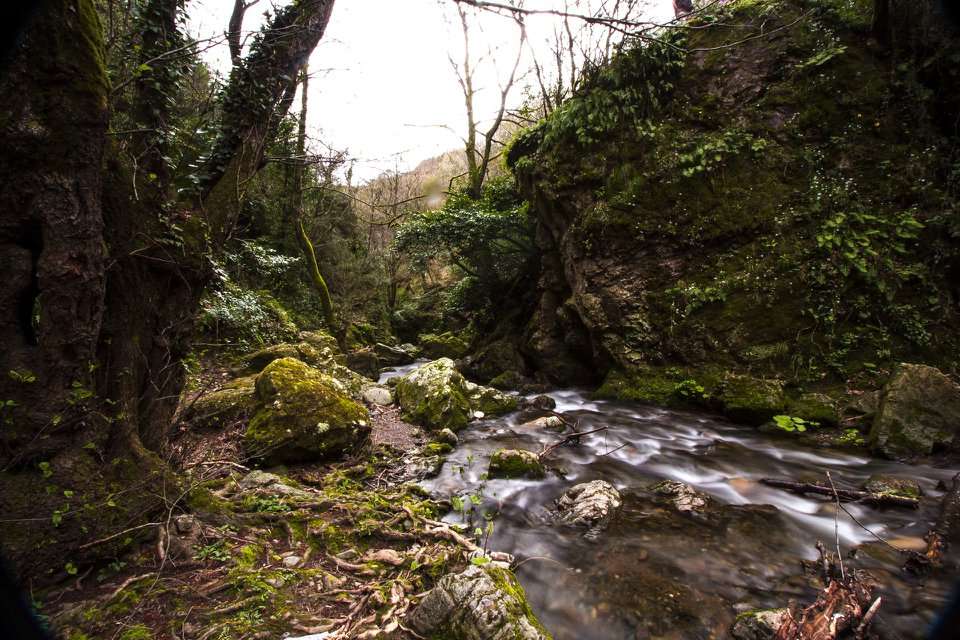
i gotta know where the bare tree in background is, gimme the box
[450,2,527,198]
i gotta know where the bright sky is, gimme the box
[189,0,674,182]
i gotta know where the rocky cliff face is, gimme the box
[508,0,960,403]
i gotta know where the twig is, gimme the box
[78,522,162,550]
[538,426,609,460]
[826,471,846,582]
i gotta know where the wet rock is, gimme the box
[408,563,550,640]
[361,385,394,406]
[182,375,257,430]
[436,428,459,446]
[395,358,516,431]
[650,480,710,513]
[869,363,960,458]
[243,358,370,465]
[556,480,622,528]
[346,348,380,380]
[489,449,545,479]
[862,474,922,499]
[521,415,566,432]
[720,374,786,426]
[730,608,789,640]
[517,395,557,422]
[374,342,414,367]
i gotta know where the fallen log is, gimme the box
[760,478,919,509]
[905,472,960,573]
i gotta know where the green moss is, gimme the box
[424,442,453,456]
[488,449,545,479]
[118,624,152,640]
[244,358,370,464]
[787,392,840,426]
[719,374,786,426]
[485,565,554,639]
[419,332,470,360]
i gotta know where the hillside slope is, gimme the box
[507,0,959,434]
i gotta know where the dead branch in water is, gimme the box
[760,478,919,509]
[775,542,879,640]
[905,472,960,573]
[538,426,609,460]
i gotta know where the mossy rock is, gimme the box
[787,392,840,427]
[183,375,257,430]
[408,563,551,640]
[299,329,340,353]
[419,331,470,360]
[594,368,677,405]
[488,449,545,479]
[862,474,922,499]
[244,358,370,465]
[394,358,516,431]
[345,348,380,380]
[489,370,523,390]
[395,358,473,431]
[463,338,526,383]
[719,374,786,426]
[869,363,960,458]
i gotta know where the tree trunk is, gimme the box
[0,0,337,582]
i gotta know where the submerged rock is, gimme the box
[869,363,960,458]
[488,449,545,479]
[395,358,516,431]
[556,480,622,528]
[730,608,789,640]
[650,480,710,513]
[243,358,370,464]
[517,394,557,422]
[408,563,551,640]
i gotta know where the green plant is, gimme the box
[674,379,707,401]
[771,415,819,433]
[195,539,231,562]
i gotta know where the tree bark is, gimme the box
[0,0,337,582]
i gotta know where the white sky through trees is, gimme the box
[189,0,674,182]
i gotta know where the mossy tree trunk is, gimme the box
[0,0,336,581]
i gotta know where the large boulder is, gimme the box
[408,563,551,640]
[345,348,380,380]
[395,358,517,431]
[419,331,470,360]
[720,374,787,426]
[488,449,545,479]
[462,338,526,384]
[243,358,370,464]
[555,480,621,528]
[374,342,416,367]
[869,363,960,458]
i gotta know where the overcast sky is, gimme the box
[189,0,674,182]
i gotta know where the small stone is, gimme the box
[650,480,710,513]
[473,410,485,419]
[282,555,301,568]
[173,514,196,534]
[555,480,622,528]
[521,415,566,432]
[361,385,394,406]
[731,608,789,640]
[336,548,359,561]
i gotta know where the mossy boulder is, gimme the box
[394,358,516,431]
[489,370,523,390]
[731,608,789,640]
[719,374,786,426]
[243,358,370,465]
[463,338,526,384]
[345,348,380,380]
[419,331,470,360]
[488,449,545,479]
[787,392,840,427]
[182,375,257,430]
[869,363,960,458]
[595,368,677,406]
[408,563,551,640]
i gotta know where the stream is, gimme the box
[382,366,957,639]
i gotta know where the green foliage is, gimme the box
[394,176,535,319]
[195,540,231,562]
[771,415,819,433]
[676,129,768,178]
[674,379,707,402]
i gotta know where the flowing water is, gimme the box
[407,384,958,640]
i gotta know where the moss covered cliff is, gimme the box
[508,0,960,411]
